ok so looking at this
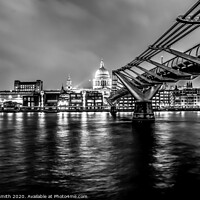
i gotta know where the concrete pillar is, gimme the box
[110,105,117,116]
[132,100,155,121]
[112,72,161,121]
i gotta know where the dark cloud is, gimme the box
[0,0,199,90]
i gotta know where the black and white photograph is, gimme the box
[0,0,200,199]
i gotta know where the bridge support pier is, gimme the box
[112,71,162,121]
[133,101,155,121]
[110,106,117,116]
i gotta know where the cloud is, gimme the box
[0,0,199,90]
[0,0,37,15]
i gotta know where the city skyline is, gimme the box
[0,0,199,90]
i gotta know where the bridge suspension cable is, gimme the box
[110,1,200,120]
[110,0,200,104]
[115,0,200,73]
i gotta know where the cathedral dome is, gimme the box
[95,60,110,79]
[93,59,112,90]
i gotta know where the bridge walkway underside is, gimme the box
[108,1,200,121]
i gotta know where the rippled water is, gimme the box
[0,111,200,199]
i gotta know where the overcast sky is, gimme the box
[0,0,199,90]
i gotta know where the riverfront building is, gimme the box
[1,81,200,112]
[14,80,43,92]
[114,83,200,111]
[85,90,103,110]
[173,88,200,109]
[58,88,84,111]
[1,60,200,111]
[117,94,135,111]
[92,59,112,109]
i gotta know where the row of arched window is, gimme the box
[95,80,110,87]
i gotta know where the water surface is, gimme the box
[0,111,200,199]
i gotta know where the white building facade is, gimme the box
[92,59,112,107]
[93,59,112,90]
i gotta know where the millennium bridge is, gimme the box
[107,0,200,121]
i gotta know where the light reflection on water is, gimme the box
[0,111,200,199]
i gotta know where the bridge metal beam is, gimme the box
[151,46,200,65]
[113,71,163,101]
[121,71,145,86]
[145,59,192,78]
[114,71,144,100]
[105,97,114,106]
[109,1,200,121]
[108,88,129,103]
[144,85,162,100]
[122,71,154,87]
[165,48,200,65]
[127,68,162,84]
[134,65,176,82]
[177,15,200,24]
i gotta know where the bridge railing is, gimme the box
[110,0,200,103]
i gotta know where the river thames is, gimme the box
[0,111,200,199]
